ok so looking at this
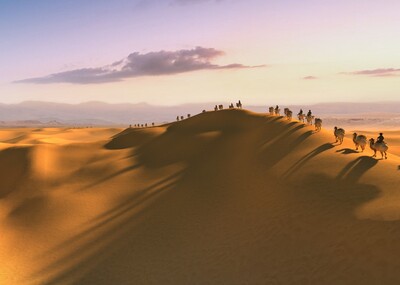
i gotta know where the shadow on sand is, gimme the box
[31,110,400,285]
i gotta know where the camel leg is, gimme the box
[373,150,376,157]
[384,151,387,159]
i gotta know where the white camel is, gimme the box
[306,115,314,125]
[314,118,322,132]
[334,126,345,144]
[352,133,367,152]
[369,138,388,159]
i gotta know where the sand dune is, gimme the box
[1,109,400,284]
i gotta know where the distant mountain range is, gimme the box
[0,101,400,127]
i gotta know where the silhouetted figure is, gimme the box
[187,114,191,118]
[307,110,312,117]
[218,104,223,110]
[152,122,155,126]
[298,109,303,115]
[214,105,218,111]
[145,123,147,127]
[202,109,206,113]
[129,124,132,128]
[238,100,242,109]
[180,116,184,120]
[177,116,179,121]
[274,105,280,115]
[377,133,385,144]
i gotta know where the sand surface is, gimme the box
[1,110,400,285]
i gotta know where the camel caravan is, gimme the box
[334,127,389,159]
[131,100,390,160]
[267,105,389,159]
[269,105,322,132]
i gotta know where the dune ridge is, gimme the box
[1,109,400,284]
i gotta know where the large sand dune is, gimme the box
[1,110,400,284]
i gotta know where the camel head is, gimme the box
[369,138,375,143]
[334,126,338,131]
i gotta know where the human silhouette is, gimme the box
[298,109,303,115]
[307,110,312,117]
[377,133,385,144]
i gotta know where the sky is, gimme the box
[0,0,399,105]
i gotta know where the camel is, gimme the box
[314,118,322,132]
[214,105,218,111]
[187,114,191,118]
[352,133,367,152]
[334,126,345,144]
[369,138,388,159]
[236,100,242,109]
[284,108,292,121]
[269,107,274,115]
[298,113,305,123]
[218,104,224,110]
[180,116,184,120]
[306,115,314,125]
[274,106,280,116]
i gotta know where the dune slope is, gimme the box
[1,110,400,285]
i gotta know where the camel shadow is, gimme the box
[283,143,334,177]
[336,148,358,155]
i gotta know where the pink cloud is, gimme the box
[303,76,318,80]
[15,47,264,84]
[343,68,400,77]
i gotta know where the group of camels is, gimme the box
[268,105,322,132]
[334,127,389,159]
[269,105,389,160]
[130,101,389,160]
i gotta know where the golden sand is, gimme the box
[1,110,400,284]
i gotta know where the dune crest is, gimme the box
[1,109,400,284]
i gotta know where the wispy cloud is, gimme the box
[15,47,263,84]
[342,68,400,77]
[171,0,224,5]
[302,76,318,80]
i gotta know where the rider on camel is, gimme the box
[377,133,385,144]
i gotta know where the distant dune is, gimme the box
[1,101,400,128]
[1,109,400,284]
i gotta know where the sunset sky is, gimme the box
[1,0,399,105]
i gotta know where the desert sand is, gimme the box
[1,109,400,285]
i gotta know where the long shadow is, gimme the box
[336,148,359,155]
[258,123,313,169]
[283,143,334,177]
[336,156,378,184]
[78,163,142,191]
[31,172,183,284]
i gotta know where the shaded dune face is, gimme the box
[1,110,400,285]
[0,147,31,199]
